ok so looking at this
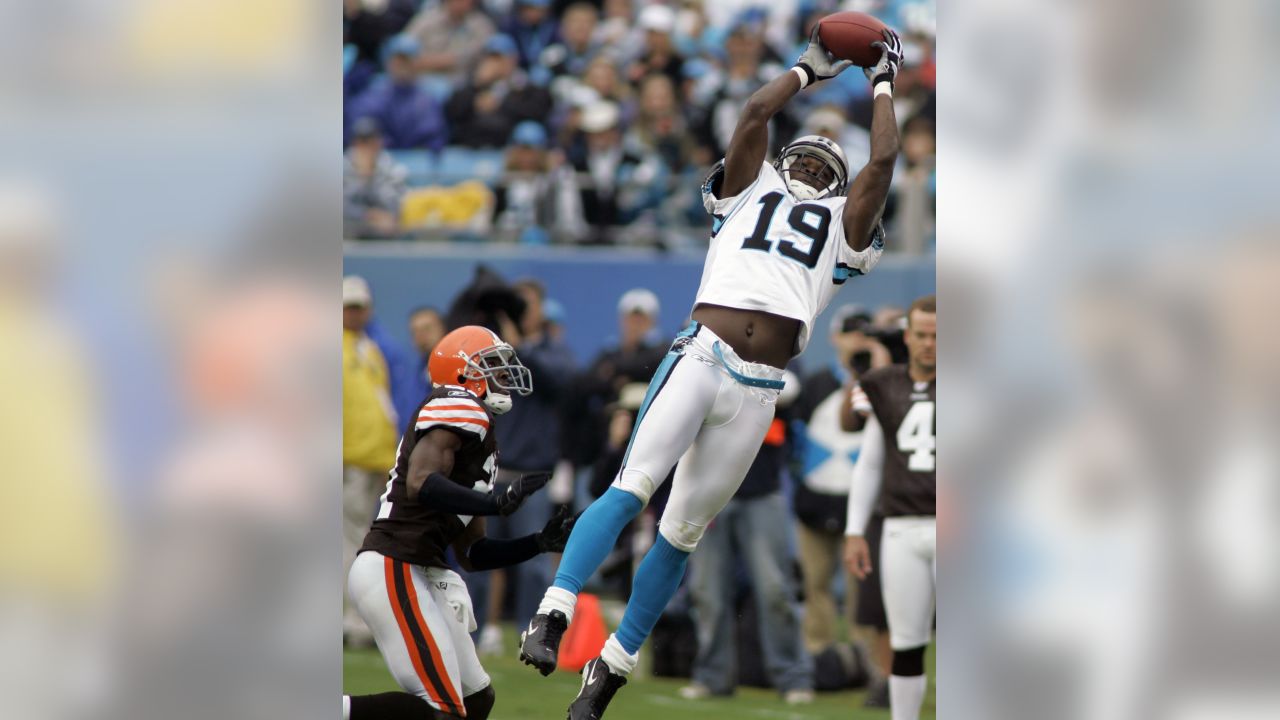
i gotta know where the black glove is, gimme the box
[535,506,578,553]
[863,29,903,88]
[494,472,551,515]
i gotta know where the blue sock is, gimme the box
[614,535,690,654]
[552,487,643,594]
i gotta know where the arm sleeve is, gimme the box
[464,534,542,570]
[416,472,500,516]
[837,217,885,274]
[845,415,886,536]
[701,160,768,217]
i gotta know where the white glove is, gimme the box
[794,26,854,87]
[863,29,903,88]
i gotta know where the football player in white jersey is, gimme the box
[520,26,904,720]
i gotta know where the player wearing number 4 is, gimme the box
[343,326,577,720]
[519,24,904,720]
[843,295,936,720]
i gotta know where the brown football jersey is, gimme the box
[360,385,499,568]
[856,365,935,518]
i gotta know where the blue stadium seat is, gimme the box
[388,150,436,186]
[437,147,506,185]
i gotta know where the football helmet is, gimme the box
[774,134,849,201]
[428,326,532,415]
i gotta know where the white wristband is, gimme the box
[791,65,810,90]
[873,81,893,98]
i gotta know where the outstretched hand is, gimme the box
[795,26,854,85]
[536,506,578,553]
[863,29,903,87]
[495,472,551,516]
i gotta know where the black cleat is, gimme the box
[567,657,627,720]
[519,610,568,676]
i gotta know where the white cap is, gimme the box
[580,100,620,133]
[805,107,847,135]
[617,287,659,317]
[638,4,675,33]
[342,275,372,307]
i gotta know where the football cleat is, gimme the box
[567,657,627,720]
[518,610,568,676]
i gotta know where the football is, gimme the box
[817,11,890,67]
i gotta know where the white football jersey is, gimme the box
[696,162,883,354]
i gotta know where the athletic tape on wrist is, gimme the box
[874,81,893,98]
[792,65,812,89]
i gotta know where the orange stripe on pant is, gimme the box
[383,557,463,715]
[400,561,466,714]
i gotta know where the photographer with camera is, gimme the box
[791,305,894,695]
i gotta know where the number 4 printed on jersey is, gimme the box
[897,401,935,472]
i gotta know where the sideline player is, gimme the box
[519,26,904,720]
[844,295,937,720]
[343,326,577,720]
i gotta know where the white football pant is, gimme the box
[880,516,937,649]
[613,323,785,552]
[347,551,489,715]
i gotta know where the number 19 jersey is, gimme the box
[698,162,883,354]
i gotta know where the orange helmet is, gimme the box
[427,325,532,414]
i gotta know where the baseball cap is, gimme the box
[638,4,675,33]
[511,120,548,148]
[806,107,847,135]
[579,100,620,133]
[617,288,659,317]
[829,303,871,335]
[484,34,518,57]
[343,276,373,307]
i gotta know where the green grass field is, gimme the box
[344,629,935,720]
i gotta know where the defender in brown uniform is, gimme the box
[842,295,936,720]
[344,326,576,720]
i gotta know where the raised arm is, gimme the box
[721,28,853,199]
[842,30,903,251]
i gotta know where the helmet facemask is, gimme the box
[774,136,849,201]
[462,342,532,415]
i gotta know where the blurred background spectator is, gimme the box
[791,305,895,702]
[341,276,398,647]
[445,34,553,149]
[679,393,816,704]
[493,121,587,244]
[342,0,937,251]
[467,277,578,655]
[346,35,448,151]
[343,118,407,239]
[561,287,668,473]
[405,0,496,82]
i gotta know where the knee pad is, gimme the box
[464,686,495,720]
[658,519,706,553]
[891,645,927,677]
[614,468,656,505]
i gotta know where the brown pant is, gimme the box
[796,522,855,654]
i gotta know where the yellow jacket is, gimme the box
[343,329,398,471]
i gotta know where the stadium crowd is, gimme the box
[344,271,920,704]
[343,0,936,249]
